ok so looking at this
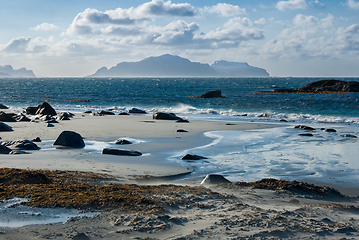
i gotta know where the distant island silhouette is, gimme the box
[90,54,269,77]
[0,65,36,77]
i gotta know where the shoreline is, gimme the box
[2,110,359,238]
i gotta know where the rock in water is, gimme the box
[193,90,225,98]
[53,131,85,148]
[153,112,183,121]
[0,122,13,131]
[182,154,207,160]
[102,148,142,156]
[115,139,132,145]
[129,108,146,114]
[201,174,231,185]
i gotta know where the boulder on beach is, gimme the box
[0,111,17,122]
[16,114,31,122]
[2,140,40,150]
[102,148,142,156]
[0,103,8,109]
[0,145,12,154]
[152,112,183,121]
[0,121,13,131]
[53,131,85,148]
[129,108,147,114]
[26,102,56,116]
[99,110,115,115]
[182,154,207,160]
[200,174,231,185]
[191,90,225,98]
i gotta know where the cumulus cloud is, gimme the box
[348,0,359,9]
[309,0,325,9]
[202,3,246,17]
[63,0,199,37]
[0,37,31,53]
[30,23,59,31]
[276,0,307,11]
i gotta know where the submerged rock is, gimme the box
[341,134,357,138]
[201,174,231,185]
[299,133,313,137]
[115,139,132,145]
[294,125,316,131]
[102,148,142,156]
[192,90,225,98]
[53,131,85,148]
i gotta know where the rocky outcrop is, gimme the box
[53,131,85,148]
[274,80,359,93]
[2,140,40,150]
[191,90,225,98]
[102,148,142,156]
[26,102,57,116]
[0,145,12,154]
[0,112,17,122]
[153,112,183,121]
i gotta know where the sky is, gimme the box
[0,0,359,77]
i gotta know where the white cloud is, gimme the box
[309,0,325,9]
[348,0,359,9]
[254,18,266,27]
[30,23,59,31]
[0,37,31,53]
[276,0,307,11]
[202,3,246,17]
[293,14,318,27]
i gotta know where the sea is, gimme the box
[1,77,359,191]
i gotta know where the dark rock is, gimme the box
[129,108,146,114]
[176,119,189,123]
[280,119,288,122]
[0,145,12,154]
[45,119,59,124]
[153,112,183,121]
[115,139,132,145]
[192,90,225,98]
[35,102,57,116]
[72,232,90,240]
[26,106,38,115]
[323,128,337,133]
[176,129,188,132]
[53,131,85,148]
[0,122,13,131]
[47,123,55,127]
[9,150,28,155]
[273,80,359,93]
[341,134,357,138]
[0,103,8,109]
[32,137,41,142]
[294,125,316,131]
[16,114,31,122]
[102,148,142,156]
[58,115,70,121]
[57,112,74,120]
[84,110,92,114]
[182,154,207,160]
[0,111,17,122]
[201,174,231,185]
[118,112,130,115]
[299,133,313,137]
[99,110,115,115]
[2,140,41,150]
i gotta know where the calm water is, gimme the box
[1,77,359,124]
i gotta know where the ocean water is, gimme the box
[1,77,359,190]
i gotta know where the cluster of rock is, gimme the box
[295,125,357,138]
[190,90,225,98]
[0,139,41,154]
[274,80,359,93]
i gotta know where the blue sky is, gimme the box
[0,0,358,77]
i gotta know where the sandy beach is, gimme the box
[1,110,359,239]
